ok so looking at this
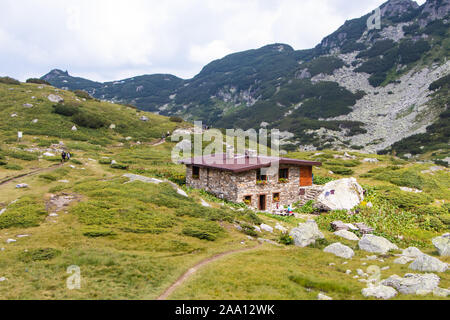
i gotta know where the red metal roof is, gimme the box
[180,154,322,173]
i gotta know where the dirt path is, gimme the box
[157,243,262,300]
[148,138,166,147]
[0,163,63,187]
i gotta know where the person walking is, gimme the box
[61,151,67,163]
[66,152,71,161]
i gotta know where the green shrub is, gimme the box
[53,102,80,117]
[279,233,294,245]
[420,215,444,232]
[439,214,450,226]
[82,227,116,238]
[8,151,38,161]
[169,116,183,123]
[182,221,224,241]
[294,200,316,214]
[73,90,93,100]
[0,197,47,229]
[288,275,352,294]
[70,159,83,165]
[0,160,7,166]
[19,248,61,262]
[376,187,433,209]
[72,112,109,129]
[414,205,447,216]
[111,163,129,170]
[39,174,58,181]
[98,159,112,165]
[328,166,354,175]
[5,164,23,170]
[240,223,258,237]
[26,78,51,85]
[0,76,20,85]
[313,176,335,185]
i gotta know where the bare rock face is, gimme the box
[315,178,365,211]
[334,230,360,241]
[382,273,440,295]
[289,220,325,247]
[359,234,399,254]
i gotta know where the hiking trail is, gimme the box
[157,243,262,300]
[0,163,64,187]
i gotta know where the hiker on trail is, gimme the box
[66,152,71,161]
[61,151,66,163]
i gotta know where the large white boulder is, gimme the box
[362,285,398,300]
[260,224,274,233]
[382,273,440,295]
[324,242,355,259]
[315,178,365,211]
[289,220,324,247]
[359,234,399,254]
[409,254,448,273]
[432,234,450,257]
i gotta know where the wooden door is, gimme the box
[300,166,313,187]
[259,195,267,211]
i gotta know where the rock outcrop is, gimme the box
[362,285,398,300]
[409,254,448,273]
[289,220,325,247]
[315,178,365,211]
[382,273,440,295]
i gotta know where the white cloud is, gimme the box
[0,0,428,82]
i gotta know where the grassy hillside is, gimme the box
[0,81,448,300]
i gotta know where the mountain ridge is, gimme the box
[41,0,450,160]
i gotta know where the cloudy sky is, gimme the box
[0,0,426,82]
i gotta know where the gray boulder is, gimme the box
[382,273,440,295]
[260,224,274,233]
[359,234,399,254]
[48,94,64,103]
[432,234,450,257]
[324,242,355,259]
[362,285,398,300]
[317,293,333,300]
[334,230,359,241]
[402,247,423,258]
[409,254,448,273]
[433,288,450,297]
[394,256,415,265]
[289,220,324,247]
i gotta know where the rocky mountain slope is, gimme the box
[42,0,450,159]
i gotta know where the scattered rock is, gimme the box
[331,220,349,231]
[32,119,38,124]
[402,247,424,258]
[200,199,211,207]
[16,184,29,189]
[394,256,415,265]
[382,273,440,295]
[254,226,262,233]
[48,94,64,103]
[275,223,288,233]
[260,224,274,233]
[140,116,149,122]
[6,239,16,244]
[71,126,77,131]
[346,270,352,275]
[317,293,333,300]
[123,174,163,185]
[0,277,7,282]
[16,235,29,238]
[409,254,448,273]
[58,180,70,184]
[400,187,423,193]
[381,266,390,271]
[363,158,379,163]
[315,178,365,211]
[43,152,55,157]
[334,230,359,241]
[23,103,33,108]
[359,234,399,254]
[324,242,355,259]
[432,234,450,257]
[365,255,378,261]
[177,189,188,198]
[362,285,398,300]
[0,208,5,216]
[109,124,116,129]
[289,220,325,247]
[354,223,374,234]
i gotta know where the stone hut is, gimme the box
[181,152,323,211]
